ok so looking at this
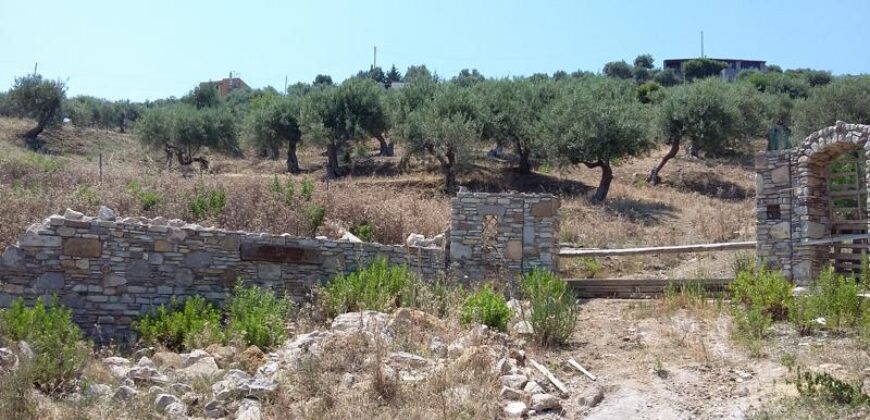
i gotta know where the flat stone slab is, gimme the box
[63,238,102,258]
[240,244,321,264]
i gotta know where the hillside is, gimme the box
[0,117,757,279]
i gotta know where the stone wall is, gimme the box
[0,210,444,341]
[756,122,870,284]
[449,192,560,281]
[755,150,796,280]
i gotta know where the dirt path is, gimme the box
[528,300,787,419]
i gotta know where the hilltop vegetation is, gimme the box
[2,55,868,200]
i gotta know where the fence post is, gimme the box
[99,153,103,185]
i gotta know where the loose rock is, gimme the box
[203,399,226,418]
[504,401,528,418]
[530,393,561,411]
[113,385,138,401]
[154,393,182,413]
[500,374,528,389]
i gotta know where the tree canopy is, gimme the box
[244,95,303,172]
[682,59,728,81]
[544,78,653,201]
[793,76,870,138]
[477,78,558,173]
[603,61,634,79]
[648,78,767,183]
[8,74,66,145]
[393,83,482,193]
[136,103,238,170]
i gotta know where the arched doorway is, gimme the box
[793,122,870,280]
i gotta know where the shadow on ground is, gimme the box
[664,170,751,201]
[603,197,679,225]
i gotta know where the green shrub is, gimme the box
[189,186,227,220]
[578,257,602,278]
[226,284,292,350]
[75,185,100,207]
[126,181,162,211]
[795,368,870,406]
[522,268,577,346]
[269,175,295,206]
[305,204,325,236]
[460,284,512,331]
[322,257,416,317]
[300,178,315,201]
[349,222,374,242]
[134,296,224,350]
[733,306,772,340]
[0,297,89,393]
[810,267,862,332]
[731,265,792,320]
[790,293,821,336]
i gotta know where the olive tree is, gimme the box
[393,83,482,193]
[543,78,653,202]
[136,104,238,170]
[302,78,393,174]
[792,76,870,139]
[603,61,633,79]
[8,74,66,148]
[682,58,728,81]
[185,83,222,109]
[477,78,559,173]
[647,78,768,184]
[245,95,303,173]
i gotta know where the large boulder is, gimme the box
[152,351,183,370]
[236,398,263,420]
[176,356,222,380]
[330,311,390,334]
[240,345,266,372]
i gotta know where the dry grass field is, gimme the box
[0,117,756,279]
[3,118,868,420]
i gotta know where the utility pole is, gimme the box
[373,46,377,70]
[284,75,288,96]
[701,31,705,58]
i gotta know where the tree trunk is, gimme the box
[326,143,341,178]
[583,160,613,203]
[286,141,300,174]
[375,133,394,156]
[441,150,458,195]
[517,146,532,174]
[686,142,699,158]
[20,110,53,150]
[267,145,279,160]
[647,137,681,185]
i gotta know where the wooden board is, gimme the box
[559,241,755,257]
[568,278,731,299]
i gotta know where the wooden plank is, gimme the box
[568,278,731,299]
[803,234,870,246]
[567,358,597,381]
[530,359,569,395]
[559,241,756,257]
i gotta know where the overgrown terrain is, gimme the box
[1,57,868,419]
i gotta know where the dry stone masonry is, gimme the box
[756,121,870,284]
[0,192,560,341]
[449,192,560,280]
[0,209,443,341]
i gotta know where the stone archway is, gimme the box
[793,121,870,280]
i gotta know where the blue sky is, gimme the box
[1,0,868,101]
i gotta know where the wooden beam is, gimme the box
[530,359,569,395]
[567,358,596,381]
[803,234,870,246]
[559,241,756,257]
[567,278,731,299]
